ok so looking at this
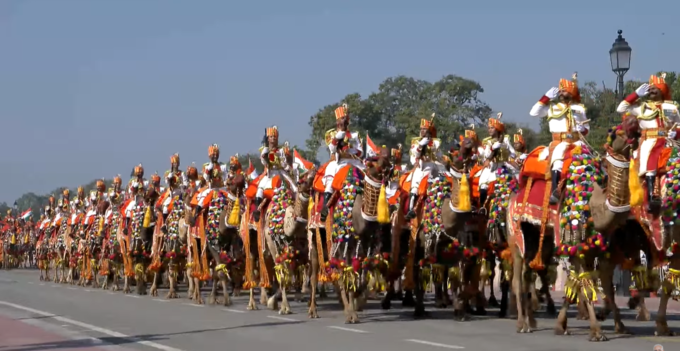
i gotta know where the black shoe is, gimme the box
[549,170,561,205]
[319,192,332,221]
[405,194,418,220]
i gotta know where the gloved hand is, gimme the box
[576,125,587,133]
[205,163,214,171]
[670,130,677,139]
[492,142,501,150]
[261,147,270,155]
[519,154,527,161]
[418,137,430,147]
[635,83,650,97]
[335,131,346,140]
[545,87,560,100]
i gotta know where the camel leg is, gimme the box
[655,257,678,336]
[261,286,270,306]
[635,295,651,321]
[279,286,292,315]
[209,275,218,304]
[247,288,258,310]
[112,266,120,291]
[123,276,131,294]
[347,290,360,323]
[585,298,608,341]
[267,287,280,311]
[308,247,319,318]
[488,260,499,307]
[186,268,195,299]
[193,277,204,304]
[513,254,529,333]
[434,282,447,308]
[380,281,394,310]
[166,264,179,299]
[319,283,328,299]
[337,284,353,323]
[220,272,231,306]
[150,272,159,297]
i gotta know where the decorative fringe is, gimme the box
[629,159,643,207]
[98,259,109,276]
[257,211,271,288]
[402,215,419,290]
[227,198,240,227]
[149,217,163,272]
[241,199,256,289]
[457,174,471,212]
[198,215,210,281]
[142,206,152,228]
[377,184,390,224]
[529,178,551,270]
[190,226,201,278]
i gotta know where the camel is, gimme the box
[507,124,630,341]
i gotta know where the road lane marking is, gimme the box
[153,299,169,302]
[84,289,92,292]
[267,315,298,322]
[0,301,185,351]
[125,295,141,298]
[39,283,45,286]
[404,339,464,349]
[51,285,59,287]
[107,292,116,295]
[327,326,368,333]
[68,287,77,290]
[223,308,245,313]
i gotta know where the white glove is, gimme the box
[205,163,214,171]
[418,137,430,147]
[669,131,677,139]
[492,142,501,150]
[261,147,270,155]
[519,154,527,161]
[471,154,478,160]
[545,87,559,100]
[576,125,586,133]
[635,83,650,97]
[335,131,346,139]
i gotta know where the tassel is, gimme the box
[227,198,240,226]
[377,184,390,224]
[629,159,643,207]
[10,234,16,245]
[457,174,472,212]
[98,216,104,236]
[142,206,152,228]
[308,196,314,217]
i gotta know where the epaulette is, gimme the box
[410,137,420,146]
[664,100,679,107]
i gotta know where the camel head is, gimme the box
[365,147,392,180]
[297,165,317,196]
[607,114,639,157]
[228,174,246,198]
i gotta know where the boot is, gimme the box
[319,192,332,221]
[252,197,263,222]
[549,170,561,205]
[405,194,418,220]
[123,218,131,235]
[646,175,661,211]
[478,188,488,213]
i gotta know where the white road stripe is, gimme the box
[327,326,368,333]
[267,315,298,322]
[39,283,45,286]
[182,303,203,307]
[223,308,245,313]
[68,287,77,290]
[84,289,92,292]
[404,339,464,349]
[153,299,169,302]
[0,301,184,351]
[51,285,59,288]
[125,295,141,298]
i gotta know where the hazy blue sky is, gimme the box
[1,0,677,202]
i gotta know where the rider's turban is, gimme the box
[558,72,581,103]
[208,144,220,158]
[170,153,180,165]
[230,154,242,169]
[420,114,437,138]
[649,73,671,100]
[133,164,144,177]
[77,186,84,197]
[391,144,402,161]
[151,172,161,187]
[513,129,525,146]
[461,125,479,143]
[113,175,122,185]
[266,126,279,138]
[488,112,505,133]
[186,164,198,180]
[335,103,349,120]
[62,189,70,199]
[96,179,106,192]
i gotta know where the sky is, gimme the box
[1,0,678,202]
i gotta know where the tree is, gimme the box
[306,75,492,161]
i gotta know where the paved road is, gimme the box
[0,270,677,351]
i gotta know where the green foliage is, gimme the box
[306,75,493,160]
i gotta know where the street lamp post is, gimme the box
[609,29,632,101]
[610,31,633,295]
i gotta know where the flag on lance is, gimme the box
[365,133,380,158]
[246,157,258,180]
[293,149,314,172]
[20,208,32,220]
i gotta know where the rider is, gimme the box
[165,153,188,190]
[512,129,528,167]
[193,144,227,218]
[104,175,124,231]
[128,164,147,198]
[616,73,680,209]
[122,181,145,236]
[477,113,517,210]
[319,104,364,221]
[227,154,245,188]
[157,167,183,233]
[405,116,442,220]
[529,72,589,204]
[386,145,404,212]
[249,126,294,221]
